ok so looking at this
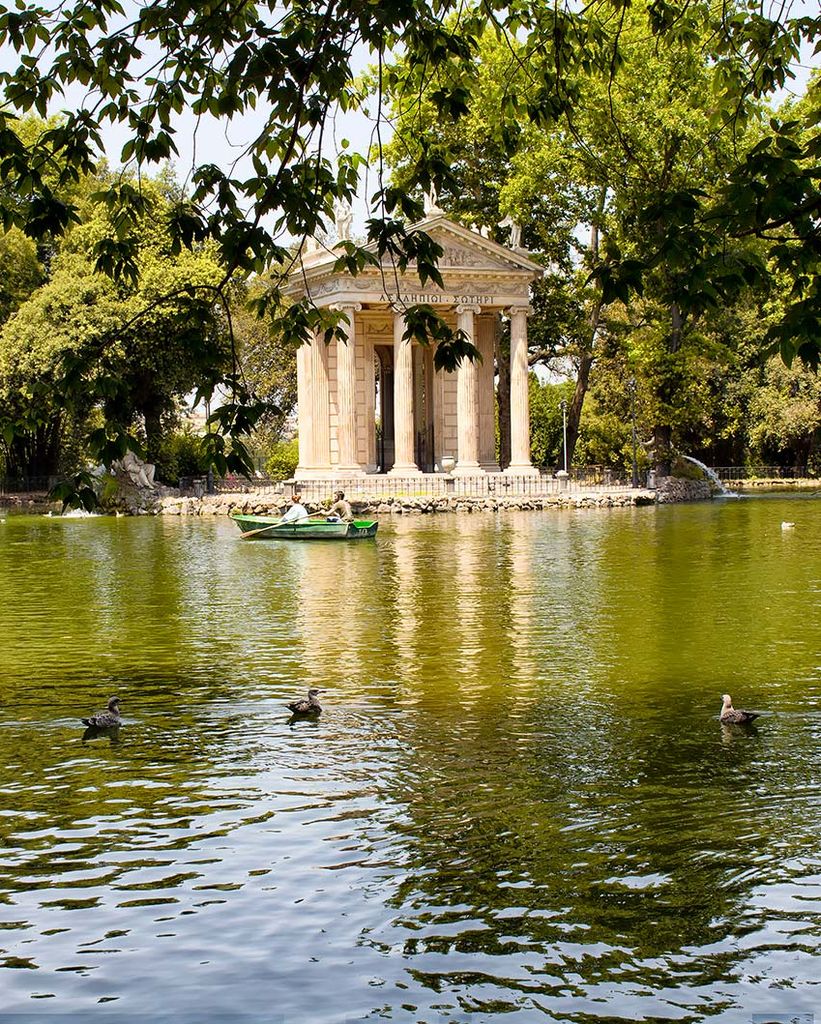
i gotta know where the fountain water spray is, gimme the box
[681,456,739,497]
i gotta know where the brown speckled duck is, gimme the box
[82,696,122,728]
[720,693,759,725]
[287,688,323,715]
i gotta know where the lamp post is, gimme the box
[558,398,568,481]
[628,377,638,487]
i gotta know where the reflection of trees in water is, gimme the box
[0,517,364,956]
[592,502,818,695]
[0,657,315,933]
[366,680,819,1011]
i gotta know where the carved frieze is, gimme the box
[437,245,523,271]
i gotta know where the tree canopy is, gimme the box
[0,171,231,479]
[378,3,818,469]
[0,0,818,485]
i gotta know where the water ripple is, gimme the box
[0,506,820,1020]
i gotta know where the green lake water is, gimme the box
[0,498,819,1023]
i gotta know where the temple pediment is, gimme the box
[287,213,542,305]
[422,218,542,274]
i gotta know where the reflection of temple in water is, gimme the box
[291,518,545,699]
[291,540,385,686]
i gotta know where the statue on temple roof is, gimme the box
[500,214,522,249]
[334,198,353,241]
[424,186,443,216]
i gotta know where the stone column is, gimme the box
[389,308,420,475]
[505,304,537,475]
[295,341,313,475]
[423,345,435,473]
[364,343,377,472]
[331,302,363,473]
[453,304,483,475]
[311,330,331,470]
[477,314,499,471]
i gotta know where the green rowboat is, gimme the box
[230,513,378,540]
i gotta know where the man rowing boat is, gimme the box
[326,490,353,523]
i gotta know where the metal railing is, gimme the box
[273,473,636,502]
[2,469,637,501]
[0,476,56,495]
[178,475,286,497]
[175,465,640,501]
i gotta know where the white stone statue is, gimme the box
[303,235,321,255]
[424,186,443,216]
[500,214,522,249]
[115,450,157,490]
[334,198,353,241]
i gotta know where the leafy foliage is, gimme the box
[265,438,300,480]
[154,426,211,485]
[0,0,817,489]
[0,178,236,478]
[234,278,297,451]
[0,226,43,322]
[528,376,574,469]
[380,3,819,471]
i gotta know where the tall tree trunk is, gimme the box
[653,300,683,476]
[566,303,600,468]
[653,424,672,475]
[566,190,606,469]
[141,402,164,465]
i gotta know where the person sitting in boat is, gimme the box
[280,493,309,523]
[326,490,353,523]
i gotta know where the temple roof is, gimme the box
[286,213,543,304]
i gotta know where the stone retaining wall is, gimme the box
[156,484,691,517]
[655,478,712,503]
[155,476,712,516]
[0,476,715,515]
[726,477,819,491]
[0,492,60,512]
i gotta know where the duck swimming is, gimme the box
[720,693,759,725]
[287,688,323,714]
[82,696,122,728]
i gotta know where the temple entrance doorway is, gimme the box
[375,345,394,473]
[374,343,438,473]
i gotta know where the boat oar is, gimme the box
[237,511,329,540]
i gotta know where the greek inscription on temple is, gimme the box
[379,293,494,306]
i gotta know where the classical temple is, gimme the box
[285,208,543,481]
